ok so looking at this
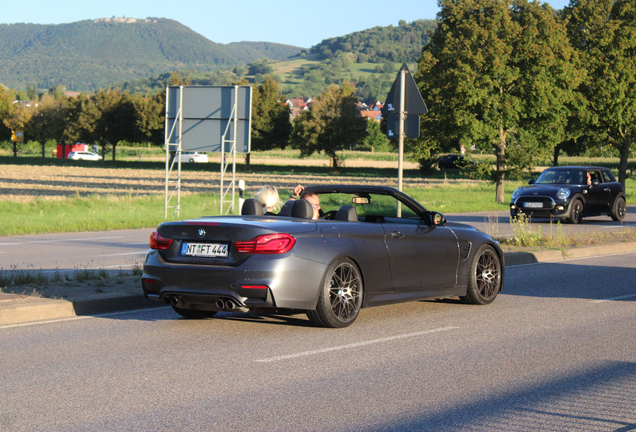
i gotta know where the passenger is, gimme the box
[290,184,322,219]
[586,171,592,186]
[254,185,282,216]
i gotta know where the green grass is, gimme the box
[0,193,224,236]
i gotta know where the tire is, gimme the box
[611,196,626,222]
[567,199,583,224]
[171,305,217,319]
[188,158,195,163]
[463,245,502,305]
[307,258,363,328]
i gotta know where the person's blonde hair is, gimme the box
[254,185,282,212]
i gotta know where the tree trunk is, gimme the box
[245,153,251,170]
[553,143,561,166]
[495,129,506,203]
[331,153,339,170]
[112,144,116,161]
[41,143,46,164]
[13,142,17,157]
[618,136,630,187]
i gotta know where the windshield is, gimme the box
[535,169,587,185]
[319,193,421,220]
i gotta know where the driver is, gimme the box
[290,185,322,219]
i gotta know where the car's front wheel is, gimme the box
[567,199,584,224]
[307,258,363,328]
[611,196,626,222]
[461,245,502,305]
[171,305,218,319]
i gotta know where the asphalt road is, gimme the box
[1,205,634,274]
[1,252,635,431]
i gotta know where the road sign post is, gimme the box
[381,64,428,217]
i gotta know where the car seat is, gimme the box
[335,205,358,222]
[291,199,314,219]
[241,198,263,216]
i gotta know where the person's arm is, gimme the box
[290,184,304,199]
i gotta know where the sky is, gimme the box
[6,0,572,48]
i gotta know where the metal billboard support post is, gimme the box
[164,85,184,218]
[220,86,239,215]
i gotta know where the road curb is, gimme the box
[504,241,636,266]
[0,293,164,326]
[2,242,636,327]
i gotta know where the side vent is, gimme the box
[459,240,472,260]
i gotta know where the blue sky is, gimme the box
[5,0,571,48]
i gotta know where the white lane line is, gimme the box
[255,326,459,363]
[0,307,168,330]
[590,293,636,304]
[0,236,127,247]
[101,251,146,257]
[507,251,636,268]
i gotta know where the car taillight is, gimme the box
[149,230,173,250]
[235,233,296,254]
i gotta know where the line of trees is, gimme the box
[413,0,635,200]
[0,73,381,167]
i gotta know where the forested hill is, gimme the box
[0,18,303,91]
[310,19,437,63]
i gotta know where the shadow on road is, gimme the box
[367,361,636,431]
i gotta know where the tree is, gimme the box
[248,76,292,167]
[291,82,368,169]
[415,0,582,202]
[361,120,390,152]
[133,92,165,146]
[2,103,33,157]
[25,94,68,162]
[566,0,636,186]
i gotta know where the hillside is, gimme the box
[0,18,303,91]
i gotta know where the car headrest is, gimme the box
[278,200,294,217]
[241,198,263,216]
[335,205,357,222]
[291,199,314,219]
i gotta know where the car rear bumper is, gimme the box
[142,250,326,310]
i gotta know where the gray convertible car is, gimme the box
[142,185,504,328]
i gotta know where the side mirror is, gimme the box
[430,211,446,226]
[528,179,535,185]
[592,180,600,186]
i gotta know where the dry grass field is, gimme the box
[0,163,479,203]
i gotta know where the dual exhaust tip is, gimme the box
[165,295,238,310]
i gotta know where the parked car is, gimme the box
[179,151,208,163]
[67,151,102,161]
[142,185,504,328]
[510,166,626,224]
[437,154,476,169]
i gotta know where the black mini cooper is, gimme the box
[510,166,626,224]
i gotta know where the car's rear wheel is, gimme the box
[462,245,502,305]
[188,158,194,163]
[307,258,363,328]
[568,199,583,224]
[171,305,218,319]
[611,196,626,222]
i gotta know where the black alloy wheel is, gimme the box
[307,258,363,328]
[462,245,502,305]
[171,305,218,319]
[611,197,626,222]
[188,158,195,163]
[568,199,584,224]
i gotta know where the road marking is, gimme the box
[590,293,636,304]
[0,307,167,330]
[254,326,459,363]
[101,251,146,257]
[0,235,127,247]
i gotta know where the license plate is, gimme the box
[182,243,228,258]
[524,202,543,209]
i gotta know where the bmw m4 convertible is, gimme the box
[142,185,504,328]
